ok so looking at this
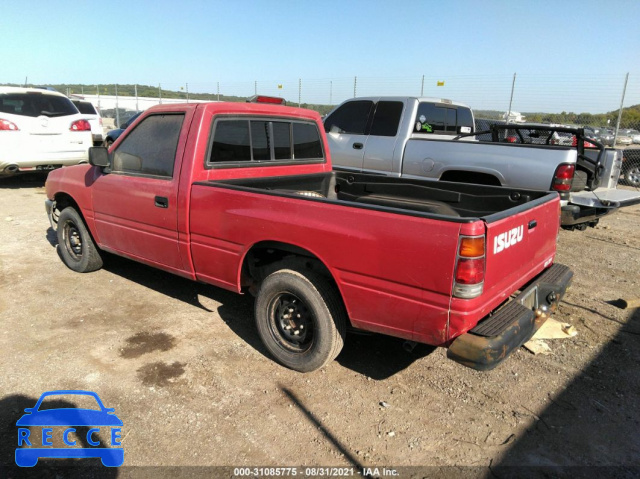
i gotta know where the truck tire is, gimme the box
[255,267,346,372]
[57,207,103,273]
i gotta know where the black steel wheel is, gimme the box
[255,267,346,372]
[268,292,315,353]
[57,207,103,273]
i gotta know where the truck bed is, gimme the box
[200,171,557,222]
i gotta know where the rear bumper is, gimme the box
[561,204,616,227]
[447,263,573,371]
[0,154,88,176]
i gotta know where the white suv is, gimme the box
[71,99,104,146]
[0,87,93,176]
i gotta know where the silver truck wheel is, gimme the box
[625,166,640,187]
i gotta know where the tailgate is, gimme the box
[570,188,640,208]
[481,193,559,308]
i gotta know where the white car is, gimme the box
[71,99,104,145]
[616,135,633,146]
[0,86,92,176]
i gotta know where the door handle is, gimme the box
[155,196,169,208]
[528,220,537,229]
[352,142,364,150]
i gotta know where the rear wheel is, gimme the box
[255,267,346,372]
[57,207,103,273]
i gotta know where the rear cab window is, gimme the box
[208,117,325,167]
[414,102,474,135]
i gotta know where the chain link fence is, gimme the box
[54,73,640,187]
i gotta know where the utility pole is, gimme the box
[186,83,189,103]
[421,75,424,96]
[329,81,332,105]
[115,84,120,128]
[613,72,629,145]
[217,82,220,101]
[298,78,301,107]
[506,73,517,123]
[135,84,138,111]
[159,83,162,105]
[353,76,357,98]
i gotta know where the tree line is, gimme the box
[3,83,639,127]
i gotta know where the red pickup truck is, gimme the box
[45,100,572,372]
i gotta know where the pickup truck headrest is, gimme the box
[113,152,142,172]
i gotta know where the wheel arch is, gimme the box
[240,240,351,324]
[52,192,100,245]
[439,169,503,186]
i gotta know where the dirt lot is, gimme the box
[0,174,639,477]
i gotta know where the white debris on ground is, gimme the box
[524,318,578,355]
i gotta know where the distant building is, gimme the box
[503,111,526,123]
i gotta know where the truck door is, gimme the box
[324,100,373,170]
[362,101,404,173]
[91,112,187,271]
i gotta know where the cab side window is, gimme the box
[324,101,374,135]
[369,101,404,137]
[414,103,474,135]
[112,114,184,178]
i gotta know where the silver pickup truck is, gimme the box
[325,96,640,230]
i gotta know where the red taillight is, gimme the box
[505,136,517,143]
[455,258,485,284]
[70,119,91,131]
[573,135,596,148]
[453,235,485,299]
[0,119,19,131]
[551,164,575,191]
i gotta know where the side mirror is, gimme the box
[89,147,110,168]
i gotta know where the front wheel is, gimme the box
[255,267,346,372]
[57,207,103,273]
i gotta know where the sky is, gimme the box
[2,0,640,113]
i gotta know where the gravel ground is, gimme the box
[0,173,638,478]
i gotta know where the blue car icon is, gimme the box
[15,390,123,467]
